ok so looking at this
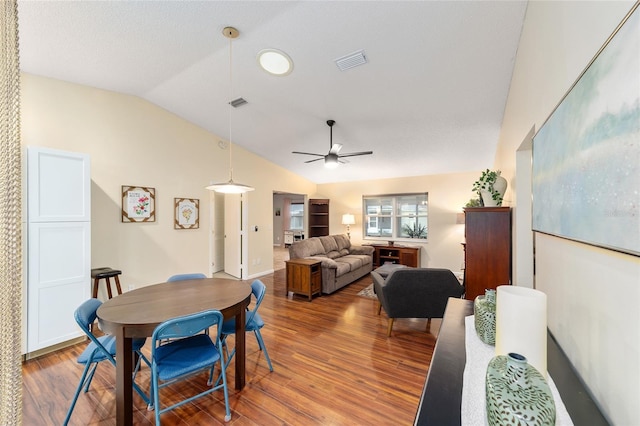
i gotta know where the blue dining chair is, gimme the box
[221,279,273,372]
[166,273,207,282]
[63,298,151,426]
[149,309,231,424]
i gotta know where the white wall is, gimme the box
[494,2,639,424]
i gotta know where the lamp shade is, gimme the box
[342,214,355,225]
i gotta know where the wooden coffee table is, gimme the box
[285,258,322,301]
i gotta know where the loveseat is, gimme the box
[288,234,374,294]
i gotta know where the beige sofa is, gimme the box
[288,234,374,294]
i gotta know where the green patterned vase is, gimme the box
[474,289,496,345]
[486,352,556,426]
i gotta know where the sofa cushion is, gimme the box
[319,236,339,253]
[339,249,350,256]
[289,238,326,258]
[334,234,351,251]
[335,261,351,277]
[327,250,342,259]
[336,255,363,272]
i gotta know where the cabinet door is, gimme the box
[27,222,91,352]
[27,147,91,222]
[464,208,511,300]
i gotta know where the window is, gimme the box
[363,193,428,240]
[289,203,304,230]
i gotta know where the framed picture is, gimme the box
[121,186,156,222]
[532,6,639,256]
[174,198,199,229]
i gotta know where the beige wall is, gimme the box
[20,73,316,287]
[494,2,639,424]
[318,171,479,272]
[21,73,477,286]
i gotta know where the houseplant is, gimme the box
[472,169,507,207]
[403,222,427,239]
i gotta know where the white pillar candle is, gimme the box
[495,285,548,377]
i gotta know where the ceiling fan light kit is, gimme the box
[206,26,255,193]
[292,119,373,168]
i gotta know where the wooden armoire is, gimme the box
[463,207,512,300]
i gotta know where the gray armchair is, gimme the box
[372,268,464,336]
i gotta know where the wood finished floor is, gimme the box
[22,269,441,425]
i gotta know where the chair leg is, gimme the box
[63,361,94,426]
[377,302,382,315]
[92,278,99,299]
[254,330,274,372]
[426,318,432,332]
[105,277,113,299]
[387,318,394,337]
[114,274,123,295]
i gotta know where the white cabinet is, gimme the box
[25,147,91,353]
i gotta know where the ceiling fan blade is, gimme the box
[338,151,373,158]
[292,151,324,157]
[304,157,324,163]
[329,143,343,155]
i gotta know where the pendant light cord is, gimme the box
[228,31,234,182]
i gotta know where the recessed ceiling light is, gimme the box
[257,49,293,76]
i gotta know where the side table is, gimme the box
[285,259,322,301]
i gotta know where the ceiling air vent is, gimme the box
[334,49,368,71]
[229,97,247,108]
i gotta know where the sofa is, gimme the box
[372,268,465,336]
[288,234,374,294]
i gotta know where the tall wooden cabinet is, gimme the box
[308,199,329,238]
[463,207,511,301]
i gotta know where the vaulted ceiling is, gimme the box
[17,1,527,184]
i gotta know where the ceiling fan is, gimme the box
[292,120,373,168]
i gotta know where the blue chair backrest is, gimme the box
[152,310,223,349]
[246,280,266,324]
[167,273,207,282]
[75,298,116,364]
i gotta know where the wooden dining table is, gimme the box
[97,277,252,426]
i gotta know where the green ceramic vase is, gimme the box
[486,352,556,426]
[474,289,496,345]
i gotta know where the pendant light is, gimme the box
[206,26,255,193]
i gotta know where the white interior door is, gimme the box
[224,193,242,278]
[210,191,225,274]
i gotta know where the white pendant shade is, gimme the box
[206,179,255,193]
[207,26,254,193]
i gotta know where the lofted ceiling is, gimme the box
[17,1,527,184]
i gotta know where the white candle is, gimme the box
[495,285,548,377]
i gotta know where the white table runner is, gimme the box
[461,315,574,425]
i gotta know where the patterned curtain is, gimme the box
[0,0,23,424]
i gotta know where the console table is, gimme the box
[371,244,420,267]
[414,298,607,425]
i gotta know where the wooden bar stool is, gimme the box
[91,267,123,299]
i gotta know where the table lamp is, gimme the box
[342,214,355,239]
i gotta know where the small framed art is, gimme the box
[122,186,155,222]
[174,198,199,229]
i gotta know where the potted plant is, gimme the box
[472,169,507,207]
[403,222,427,239]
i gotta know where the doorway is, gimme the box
[272,192,305,271]
[209,191,249,279]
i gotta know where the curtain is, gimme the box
[283,198,291,231]
[0,0,23,423]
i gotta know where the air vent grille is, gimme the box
[229,97,247,108]
[334,50,368,71]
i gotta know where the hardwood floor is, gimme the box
[22,270,441,425]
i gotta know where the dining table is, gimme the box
[97,277,252,426]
